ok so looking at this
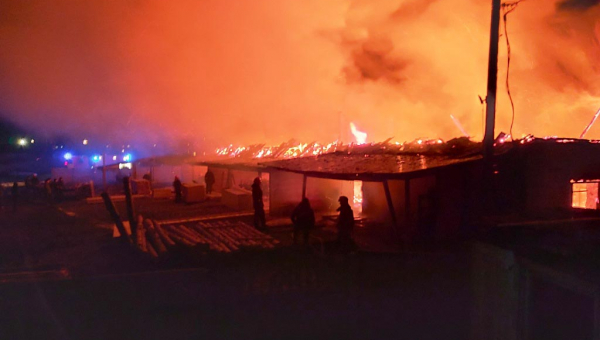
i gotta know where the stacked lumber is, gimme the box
[131,214,279,258]
[160,220,279,254]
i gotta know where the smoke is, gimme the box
[0,0,599,155]
[557,0,600,11]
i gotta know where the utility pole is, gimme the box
[482,0,502,216]
[483,0,501,163]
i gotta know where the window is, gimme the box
[571,180,599,209]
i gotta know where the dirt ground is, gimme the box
[0,195,472,339]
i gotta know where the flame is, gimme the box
[350,122,367,144]
[215,141,341,159]
[353,180,363,214]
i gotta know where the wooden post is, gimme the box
[483,0,502,216]
[383,180,399,242]
[483,0,501,162]
[89,180,95,197]
[123,176,136,240]
[404,178,411,240]
[302,174,307,199]
[102,153,107,192]
[101,192,131,244]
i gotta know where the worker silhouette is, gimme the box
[252,177,267,230]
[205,169,215,195]
[173,176,182,203]
[291,198,315,246]
[11,182,18,212]
[336,196,355,251]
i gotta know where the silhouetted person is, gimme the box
[336,196,355,251]
[252,177,266,230]
[291,198,315,246]
[204,169,215,195]
[56,177,65,201]
[44,178,53,203]
[31,174,39,187]
[11,182,18,212]
[51,179,58,200]
[173,176,182,203]
[30,173,40,200]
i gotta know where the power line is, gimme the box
[501,0,524,141]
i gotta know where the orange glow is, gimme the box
[0,1,599,148]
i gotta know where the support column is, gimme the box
[302,174,307,199]
[383,180,398,241]
[405,178,411,239]
[102,153,107,192]
[123,176,136,240]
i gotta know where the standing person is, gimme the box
[56,177,65,201]
[336,196,355,251]
[11,182,18,212]
[173,176,182,203]
[44,178,53,203]
[251,177,267,230]
[291,198,315,246]
[51,179,58,201]
[204,169,215,195]
[30,174,39,200]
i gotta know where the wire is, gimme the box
[501,0,524,141]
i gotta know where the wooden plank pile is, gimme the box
[134,217,279,258]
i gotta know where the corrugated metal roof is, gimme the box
[262,152,481,181]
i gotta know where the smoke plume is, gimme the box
[0,0,599,155]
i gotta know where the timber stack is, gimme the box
[133,217,279,259]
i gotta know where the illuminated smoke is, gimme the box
[0,0,599,154]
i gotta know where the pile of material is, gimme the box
[134,217,279,258]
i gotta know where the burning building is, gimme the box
[198,135,600,245]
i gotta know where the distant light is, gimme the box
[64,161,68,166]
[123,154,132,162]
[82,139,88,145]
[18,138,27,146]
[64,152,73,160]
[119,162,132,170]
[112,155,117,161]
[30,139,35,144]
[91,155,101,163]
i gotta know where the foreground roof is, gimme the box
[192,136,600,181]
[263,152,481,181]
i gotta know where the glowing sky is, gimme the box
[1,0,599,152]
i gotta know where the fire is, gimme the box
[350,122,367,144]
[215,141,341,159]
[353,180,363,214]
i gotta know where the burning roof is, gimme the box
[200,135,600,181]
[262,137,482,180]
